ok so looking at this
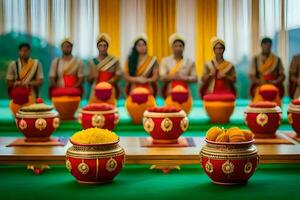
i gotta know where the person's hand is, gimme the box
[14,81,22,87]
[136,77,148,84]
[170,73,181,81]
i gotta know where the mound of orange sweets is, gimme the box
[206,126,254,143]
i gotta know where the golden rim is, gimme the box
[245,106,281,113]
[16,110,58,118]
[66,151,125,159]
[288,104,300,113]
[143,110,186,118]
[80,108,118,115]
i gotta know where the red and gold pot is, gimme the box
[66,139,125,184]
[288,99,300,137]
[200,139,259,185]
[142,106,189,144]
[78,103,118,130]
[244,101,282,138]
[15,98,60,142]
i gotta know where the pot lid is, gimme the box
[19,98,53,112]
[147,106,181,113]
[249,101,277,108]
[291,99,300,105]
[82,103,115,111]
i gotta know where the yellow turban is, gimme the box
[97,33,111,46]
[61,37,73,46]
[169,33,185,47]
[211,37,225,49]
[133,33,148,44]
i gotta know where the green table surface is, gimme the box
[0,164,299,200]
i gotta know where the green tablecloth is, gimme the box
[0,164,299,200]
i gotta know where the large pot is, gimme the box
[126,87,156,124]
[288,99,300,137]
[78,103,118,130]
[66,139,125,184]
[200,139,259,185]
[143,106,189,144]
[203,93,235,124]
[15,98,60,142]
[51,87,81,120]
[244,101,281,138]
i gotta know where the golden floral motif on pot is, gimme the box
[35,118,47,131]
[244,161,253,174]
[78,162,89,175]
[19,119,27,130]
[161,118,173,132]
[256,113,268,127]
[222,160,234,175]
[106,157,117,172]
[66,159,72,172]
[92,114,105,128]
[53,117,60,129]
[180,117,189,132]
[143,118,154,133]
[205,159,214,173]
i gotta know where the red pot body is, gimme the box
[143,109,188,143]
[200,140,259,185]
[66,142,125,184]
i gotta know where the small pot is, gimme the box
[200,139,259,185]
[143,106,189,144]
[244,101,281,138]
[78,103,118,130]
[288,99,300,137]
[66,139,125,184]
[15,98,60,142]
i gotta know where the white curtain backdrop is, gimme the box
[3,0,27,34]
[30,0,49,47]
[259,0,281,39]
[217,0,251,64]
[176,0,196,60]
[72,0,99,59]
[51,0,71,47]
[120,0,146,67]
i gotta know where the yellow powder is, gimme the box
[71,128,119,144]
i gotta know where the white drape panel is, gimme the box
[217,0,251,64]
[72,0,99,59]
[120,0,146,67]
[259,0,281,39]
[3,0,27,34]
[176,0,196,60]
[30,0,48,46]
[286,0,300,29]
[51,0,71,47]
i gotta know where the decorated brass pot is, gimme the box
[78,103,119,130]
[200,139,259,185]
[244,101,281,138]
[15,98,60,142]
[66,139,125,184]
[288,99,300,137]
[143,106,189,144]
